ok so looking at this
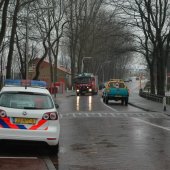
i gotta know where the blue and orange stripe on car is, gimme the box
[0,117,48,130]
[2,117,19,129]
[29,120,47,130]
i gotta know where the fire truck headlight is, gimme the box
[89,89,92,92]
[76,89,80,92]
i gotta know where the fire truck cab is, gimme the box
[74,73,98,96]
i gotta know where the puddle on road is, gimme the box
[71,143,98,154]
[71,140,118,155]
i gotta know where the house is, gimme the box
[28,59,72,89]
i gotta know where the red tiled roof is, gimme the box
[30,58,71,74]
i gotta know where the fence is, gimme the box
[139,90,170,105]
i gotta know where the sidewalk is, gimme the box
[129,92,170,114]
[0,157,52,170]
[52,90,76,98]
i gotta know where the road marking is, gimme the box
[110,112,116,117]
[98,113,102,117]
[60,112,168,119]
[85,113,89,117]
[100,98,119,112]
[133,118,170,131]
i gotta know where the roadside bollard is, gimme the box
[163,96,166,111]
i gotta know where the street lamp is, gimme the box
[81,57,92,73]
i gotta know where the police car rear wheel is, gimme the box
[49,143,59,154]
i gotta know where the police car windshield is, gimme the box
[0,92,54,109]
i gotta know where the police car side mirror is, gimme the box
[55,103,59,108]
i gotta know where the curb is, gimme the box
[43,157,56,170]
[128,102,156,112]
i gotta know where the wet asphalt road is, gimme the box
[54,94,170,170]
[2,80,170,170]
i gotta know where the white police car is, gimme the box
[0,79,60,152]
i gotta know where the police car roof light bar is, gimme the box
[4,79,47,88]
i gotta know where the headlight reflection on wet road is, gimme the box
[88,96,92,111]
[76,95,93,111]
[76,96,80,111]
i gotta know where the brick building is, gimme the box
[28,59,72,89]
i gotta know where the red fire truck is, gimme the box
[74,73,98,96]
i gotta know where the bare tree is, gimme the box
[6,0,20,79]
[50,0,67,83]
[84,10,134,81]
[65,0,105,85]
[6,0,37,79]
[112,0,170,95]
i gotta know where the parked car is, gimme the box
[0,79,60,153]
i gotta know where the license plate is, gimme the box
[14,118,36,124]
[115,95,121,97]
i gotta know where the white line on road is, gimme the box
[98,113,102,117]
[85,113,89,117]
[133,118,170,131]
[109,113,116,117]
[100,98,118,112]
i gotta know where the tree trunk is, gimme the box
[33,42,48,80]
[16,33,25,78]
[157,55,165,96]
[53,43,59,83]
[49,48,53,83]
[6,0,20,79]
[0,0,10,48]
[149,65,155,94]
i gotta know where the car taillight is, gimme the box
[42,112,58,120]
[0,110,7,118]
